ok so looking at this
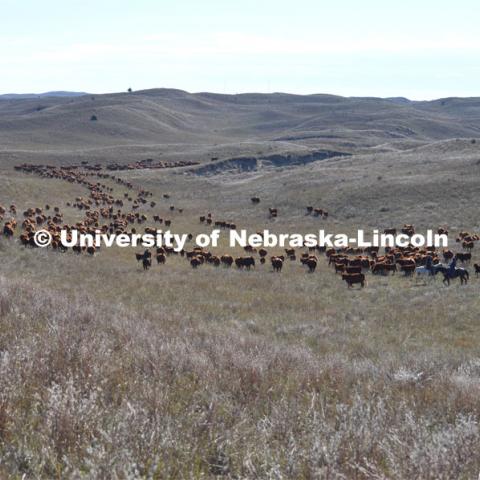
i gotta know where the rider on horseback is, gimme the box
[425,255,434,275]
[448,256,457,277]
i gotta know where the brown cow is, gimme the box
[334,263,346,273]
[365,246,380,256]
[346,266,362,274]
[342,273,365,288]
[136,250,151,262]
[190,257,202,268]
[401,224,415,236]
[73,245,83,254]
[221,255,234,267]
[400,264,416,276]
[443,250,454,262]
[305,257,317,273]
[271,256,283,272]
[372,262,397,275]
[456,252,472,263]
[3,225,14,237]
[142,257,152,270]
[209,256,221,266]
[268,208,278,218]
[235,256,255,269]
[329,254,347,266]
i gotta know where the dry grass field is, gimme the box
[1,90,480,478]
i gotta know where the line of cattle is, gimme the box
[134,232,479,287]
[2,163,479,287]
[105,158,199,171]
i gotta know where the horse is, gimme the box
[474,264,480,277]
[431,263,448,276]
[414,265,435,284]
[434,265,469,285]
[135,249,152,271]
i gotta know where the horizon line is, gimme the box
[1,88,479,103]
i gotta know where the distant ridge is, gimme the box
[0,91,88,100]
[0,88,479,157]
[385,97,412,104]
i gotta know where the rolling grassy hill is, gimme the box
[1,89,480,478]
[1,89,480,161]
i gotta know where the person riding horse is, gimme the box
[425,256,434,275]
[448,256,457,278]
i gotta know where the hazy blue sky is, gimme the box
[2,0,479,99]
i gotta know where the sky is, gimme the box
[1,0,479,99]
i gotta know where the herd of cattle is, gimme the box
[104,158,199,171]
[1,162,479,288]
[133,234,479,287]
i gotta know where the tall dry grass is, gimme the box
[1,263,480,478]
[1,141,480,478]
